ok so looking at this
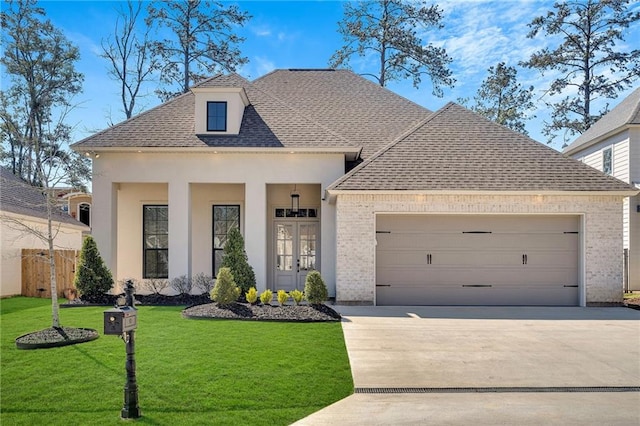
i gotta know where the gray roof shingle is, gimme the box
[564,87,640,154]
[329,103,637,192]
[1,167,87,227]
[253,69,431,157]
[72,73,354,150]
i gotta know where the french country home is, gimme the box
[71,69,638,306]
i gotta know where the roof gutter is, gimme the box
[324,188,640,204]
[74,146,362,160]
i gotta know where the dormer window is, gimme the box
[207,101,227,132]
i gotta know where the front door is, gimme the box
[274,222,318,291]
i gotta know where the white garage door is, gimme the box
[376,215,580,306]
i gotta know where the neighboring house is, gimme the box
[564,87,640,291]
[71,69,638,306]
[60,190,93,229]
[0,168,89,297]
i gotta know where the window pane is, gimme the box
[212,205,240,276]
[207,102,227,131]
[603,148,612,175]
[143,205,168,278]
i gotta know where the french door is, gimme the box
[274,222,318,291]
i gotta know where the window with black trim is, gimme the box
[143,205,168,278]
[603,147,612,175]
[212,205,240,276]
[207,101,227,131]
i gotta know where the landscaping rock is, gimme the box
[182,302,341,322]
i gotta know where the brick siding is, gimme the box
[335,194,625,306]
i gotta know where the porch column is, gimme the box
[244,181,267,291]
[168,180,191,281]
[93,180,118,281]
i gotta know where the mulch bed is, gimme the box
[182,302,341,322]
[15,327,99,350]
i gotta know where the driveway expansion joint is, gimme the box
[355,386,640,394]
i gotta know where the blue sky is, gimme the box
[29,1,640,150]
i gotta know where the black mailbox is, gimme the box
[104,306,137,335]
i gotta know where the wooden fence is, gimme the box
[21,249,78,298]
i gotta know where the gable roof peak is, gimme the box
[564,86,640,154]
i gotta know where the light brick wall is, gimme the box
[335,193,625,306]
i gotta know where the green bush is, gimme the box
[259,289,273,305]
[290,289,304,305]
[304,271,328,305]
[220,228,256,295]
[277,290,289,306]
[245,287,258,304]
[210,267,240,306]
[74,236,114,302]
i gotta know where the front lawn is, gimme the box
[0,297,353,425]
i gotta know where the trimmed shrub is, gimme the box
[210,267,240,306]
[74,236,114,302]
[277,290,289,306]
[259,289,273,305]
[171,275,193,295]
[304,271,328,305]
[193,272,214,295]
[290,289,304,305]
[245,287,258,304]
[220,228,256,295]
[141,278,169,295]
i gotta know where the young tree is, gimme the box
[220,227,256,296]
[101,0,158,120]
[329,0,454,97]
[522,0,640,144]
[146,0,251,101]
[74,236,114,303]
[1,0,89,328]
[460,62,535,135]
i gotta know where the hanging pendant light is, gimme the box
[291,185,300,216]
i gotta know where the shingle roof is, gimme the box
[0,167,87,227]
[564,87,640,155]
[72,69,431,156]
[253,69,431,157]
[72,73,354,150]
[329,103,637,192]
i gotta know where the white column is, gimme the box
[168,180,191,281]
[92,179,118,281]
[244,180,267,291]
[320,197,337,297]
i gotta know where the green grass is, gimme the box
[0,297,353,425]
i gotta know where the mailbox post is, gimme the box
[103,280,140,419]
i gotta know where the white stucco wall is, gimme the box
[334,193,626,306]
[1,212,85,297]
[91,152,343,294]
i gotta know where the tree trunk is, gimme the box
[46,188,60,328]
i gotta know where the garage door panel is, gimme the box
[376,285,578,306]
[375,215,580,306]
[377,233,577,252]
[377,266,577,286]
[377,250,577,269]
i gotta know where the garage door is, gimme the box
[376,215,580,306]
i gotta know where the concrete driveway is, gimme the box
[293,306,640,425]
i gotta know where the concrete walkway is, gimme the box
[293,306,640,425]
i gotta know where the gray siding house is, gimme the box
[564,87,640,291]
